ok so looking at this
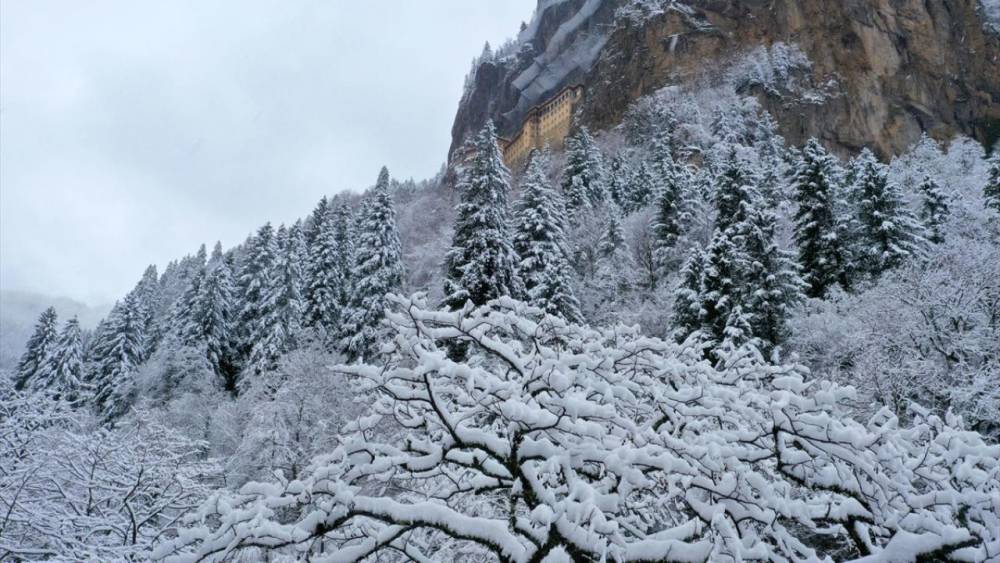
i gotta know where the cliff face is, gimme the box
[452,0,1000,159]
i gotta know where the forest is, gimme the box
[3,46,1000,562]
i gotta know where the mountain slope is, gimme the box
[453,0,1000,158]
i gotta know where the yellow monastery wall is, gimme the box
[501,86,583,171]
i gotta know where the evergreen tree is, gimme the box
[305,196,330,246]
[182,247,236,389]
[91,293,146,419]
[918,174,950,244]
[985,151,1000,213]
[854,151,924,275]
[672,248,706,344]
[713,147,760,232]
[330,204,355,311]
[340,167,405,360]
[651,145,689,272]
[594,207,636,296]
[237,224,279,369]
[698,230,740,348]
[561,127,606,213]
[624,160,658,215]
[606,154,632,210]
[513,152,583,323]
[304,201,345,331]
[732,205,804,356]
[792,138,852,298]
[443,122,523,310]
[14,306,59,390]
[130,264,161,362]
[245,224,305,376]
[33,316,85,401]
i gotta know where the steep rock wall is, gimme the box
[452,0,1000,159]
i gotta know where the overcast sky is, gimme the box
[1,0,535,306]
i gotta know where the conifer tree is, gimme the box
[854,151,924,275]
[606,154,631,211]
[306,196,330,246]
[245,224,305,376]
[792,138,852,298]
[594,207,636,296]
[698,230,740,348]
[733,205,804,356]
[444,122,523,311]
[237,223,279,369]
[561,127,606,213]
[91,292,146,419]
[33,316,85,401]
[713,147,760,232]
[304,202,344,331]
[985,151,1000,213]
[918,174,950,244]
[672,248,706,343]
[513,152,583,323]
[651,146,689,272]
[331,203,355,311]
[182,246,236,389]
[14,306,59,390]
[340,167,405,360]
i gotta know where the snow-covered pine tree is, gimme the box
[330,203,355,311]
[594,206,636,296]
[236,223,279,370]
[245,224,305,376]
[985,151,1000,213]
[624,160,657,215]
[606,154,632,211]
[672,247,706,343]
[339,167,404,360]
[130,264,161,362]
[90,292,146,419]
[854,150,925,275]
[443,122,523,311]
[698,229,740,349]
[14,306,59,390]
[560,127,606,213]
[713,147,760,233]
[918,174,950,244]
[513,151,582,323]
[792,138,853,298]
[304,201,344,332]
[305,196,329,246]
[183,245,236,389]
[732,204,804,357]
[651,141,689,273]
[33,316,85,401]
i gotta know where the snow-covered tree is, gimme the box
[236,223,278,372]
[245,224,306,376]
[650,146,687,273]
[339,166,405,360]
[713,146,760,233]
[158,295,1000,563]
[854,149,925,275]
[594,206,636,296]
[90,292,147,419]
[14,306,59,390]
[672,247,706,343]
[304,200,346,332]
[733,204,805,357]
[561,126,606,213]
[985,151,1000,213]
[182,247,236,389]
[0,390,220,560]
[698,229,740,350]
[32,316,85,401]
[512,152,582,323]
[793,138,853,298]
[444,121,523,310]
[918,174,950,244]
